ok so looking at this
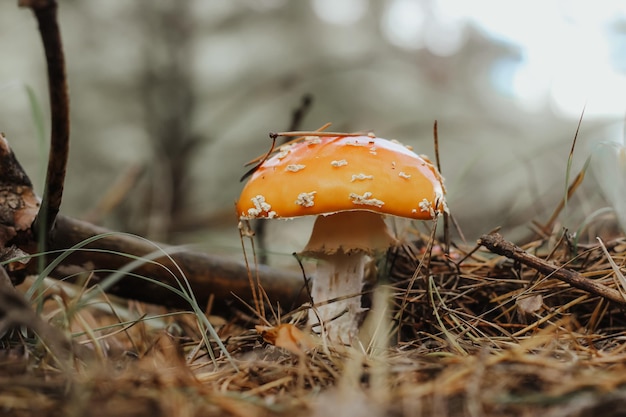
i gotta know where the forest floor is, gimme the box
[3,225,626,417]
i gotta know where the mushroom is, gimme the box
[237,134,447,343]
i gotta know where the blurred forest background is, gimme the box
[1,0,626,265]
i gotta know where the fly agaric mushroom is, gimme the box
[237,134,446,343]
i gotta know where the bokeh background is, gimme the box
[1,0,626,265]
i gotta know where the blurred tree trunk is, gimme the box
[132,1,200,241]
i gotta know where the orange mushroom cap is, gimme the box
[236,135,447,220]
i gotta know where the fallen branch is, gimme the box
[12,213,307,312]
[478,233,626,305]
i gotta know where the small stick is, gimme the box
[252,95,314,264]
[478,233,626,305]
[271,130,367,138]
[432,120,450,253]
[433,120,442,176]
[21,0,70,241]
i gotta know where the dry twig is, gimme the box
[20,0,70,241]
[478,232,626,305]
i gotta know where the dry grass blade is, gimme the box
[533,107,587,239]
[0,266,87,366]
[597,237,626,295]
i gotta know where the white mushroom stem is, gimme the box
[309,252,368,343]
[302,211,396,344]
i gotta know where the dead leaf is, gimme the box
[12,187,39,232]
[516,294,543,315]
[2,247,30,270]
[255,323,314,355]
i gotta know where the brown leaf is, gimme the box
[13,187,39,232]
[255,323,314,355]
